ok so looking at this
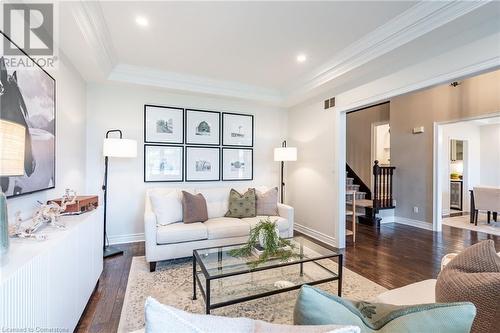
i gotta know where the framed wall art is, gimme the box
[222,148,253,181]
[185,109,220,145]
[144,105,184,144]
[144,144,183,182]
[222,112,254,147]
[0,31,56,198]
[185,146,220,182]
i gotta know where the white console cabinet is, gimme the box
[0,208,103,331]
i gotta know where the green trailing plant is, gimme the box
[229,217,298,267]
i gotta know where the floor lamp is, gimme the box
[102,130,137,258]
[274,140,297,203]
[0,120,26,255]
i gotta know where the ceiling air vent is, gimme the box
[324,97,335,110]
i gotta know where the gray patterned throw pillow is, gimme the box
[225,188,256,218]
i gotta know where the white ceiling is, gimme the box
[58,1,497,106]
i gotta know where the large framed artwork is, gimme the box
[144,104,184,144]
[144,144,183,182]
[222,112,254,147]
[222,148,253,181]
[0,31,56,198]
[185,146,220,182]
[185,109,220,145]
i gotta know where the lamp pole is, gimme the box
[102,129,124,258]
[280,140,286,203]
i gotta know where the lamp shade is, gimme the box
[0,120,26,176]
[103,138,137,158]
[274,147,297,162]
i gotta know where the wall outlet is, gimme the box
[413,206,419,213]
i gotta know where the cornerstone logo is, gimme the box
[2,2,58,69]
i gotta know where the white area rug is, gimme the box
[443,213,500,236]
[117,256,387,332]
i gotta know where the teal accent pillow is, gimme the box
[294,285,476,333]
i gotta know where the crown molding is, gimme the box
[71,1,117,75]
[108,64,285,105]
[284,0,490,105]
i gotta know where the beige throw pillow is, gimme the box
[181,191,208,223]
[435,240,500,333]
[256,187,279,216]
[225,188,256,218]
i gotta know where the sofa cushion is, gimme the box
[225,188,257,218]
[375,279,436,305]
[145,297,360,333]
[150,190,184,226]
[204,217,250,240]
[157,222,207,245]
[182,191,208,223]
[196,187,231,218]
[294,285,476,333]
[256,187,279,216]
[436,240,500,333]
[242,216,289,232]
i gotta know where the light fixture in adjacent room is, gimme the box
[135,16,149,27]
[296,54,307,63]
[102,130,137,258]
[0,120,26,255]
[274,141,297,203]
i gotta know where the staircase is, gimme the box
[346,161,396,227]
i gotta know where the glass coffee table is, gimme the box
[192,236,342,314]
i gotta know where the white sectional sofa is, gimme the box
[144,186,294,271]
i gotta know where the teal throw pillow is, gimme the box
[294,285,476,333]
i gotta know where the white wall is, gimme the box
[439,122,481,215]
[287,29,499,246]
[86,83,287,243]
[480,123,500,186]
[7,57,87,222]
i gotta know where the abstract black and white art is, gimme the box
[185,109,220,145]
[0,31,56,198]
[185,146,220,182]
[144,105,184,144]
[222,112,254,147]
[222,148,253,181]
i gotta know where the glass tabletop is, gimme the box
[194,236,339,279]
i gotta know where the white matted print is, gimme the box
[222,113,254,146]
[222,148,253,181]
[144,105,184,144]
[185,109,220,145]
[144,145,183,182]
[186,147,220,181]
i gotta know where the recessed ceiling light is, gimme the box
[135,16,149,27]
[296,54,307,63]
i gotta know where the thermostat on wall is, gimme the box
[412,126,425,134]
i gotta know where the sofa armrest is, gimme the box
[144,198,158,263]
[278,203,294,237]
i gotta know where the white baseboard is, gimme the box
[294,223,337,248]
[393,217,434,230]
[108,232,145,245]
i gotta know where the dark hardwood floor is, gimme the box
[76,223,500,332]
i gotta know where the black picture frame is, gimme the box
[222,112,254,147]
[144,104,184,144]
[144,144,184,182]
[185,146,221,182]
[222,147,253,181]
[185,109,221,146]
[0,30,56,198]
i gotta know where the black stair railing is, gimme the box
[373,160,396,212]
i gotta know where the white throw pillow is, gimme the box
[144,297,360,333]
[150,191,183,226]
[196,188,231,218]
